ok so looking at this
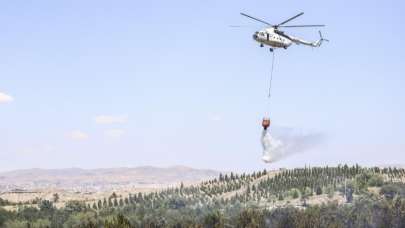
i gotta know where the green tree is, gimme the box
[315,186,323,195]
[380,184,402,200]
[291,189,299,199]
[203,211,224,228]
[326,186,335,198]
[104,214,131,228]
[237,209,264,227]
[39,200,55,214]
[368,174,384,187]
[65,200,87,213]
[52,193,59,203]
[63,211,99,228]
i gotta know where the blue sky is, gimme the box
[1,0,404,172]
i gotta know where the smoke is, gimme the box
[261,127,324,163]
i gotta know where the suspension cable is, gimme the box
[268,50,275,98]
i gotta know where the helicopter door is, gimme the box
[266,33,269,41]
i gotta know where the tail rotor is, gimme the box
[317,31,329,46]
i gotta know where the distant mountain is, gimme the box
[0,166,220,191]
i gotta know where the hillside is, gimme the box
[1,165,405,227]
[0,166,220,192]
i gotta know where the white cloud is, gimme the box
[104,129,125,139]
[69,130,89,140]
[0,92,14,103]
[94,115,128,124]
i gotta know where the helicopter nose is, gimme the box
[253,32,258,40]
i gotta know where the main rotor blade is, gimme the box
[240,13,273,26]
[279,24,325,28]
[229,25,256,28]
[277,12,304,26]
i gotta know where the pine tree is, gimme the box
[316,186,323,195]
[98,200,102,209]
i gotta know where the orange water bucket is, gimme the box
[262,118,271,130]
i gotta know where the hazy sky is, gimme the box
[1,0,404,172]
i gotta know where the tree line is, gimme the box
[0,165,404,227]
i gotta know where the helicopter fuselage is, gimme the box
[253,28,292,49]
[241,12,327,49]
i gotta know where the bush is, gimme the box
[39,200,54,213]
[380,184,403,200]
[64,200,87,213]
[237,209,265,228]
[203,210,224,228]
[325,186,335,198]
[104,214,131,228]
[355,172,372,192]
[292,189,299,199]
[368,174,384,187]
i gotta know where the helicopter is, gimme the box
[240,12,328,52]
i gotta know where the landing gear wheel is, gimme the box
[270,48,274,52]
[260,43,264,48]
